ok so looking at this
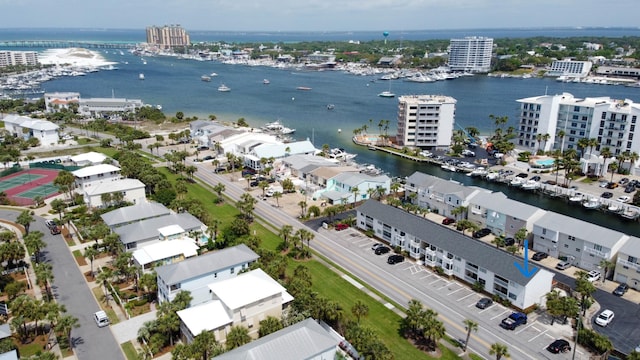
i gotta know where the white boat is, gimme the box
[263,79,270,84]
[378,91,395,98]
[468,167,488,177]
[201,75,211,82]
[510,178,524,187]
[568,192,584,202]
[139,73,144,80]
[327,104,335,110]
[210,72,218,77]
[405,74,435,83]
[263,120,296,135]
[582,197,601,209]
[485,172,500,180]
[329,148,357,160]
[608,203,622,213]
[441,164,456,172]
[218,84,231,92]
[521,180,540,190]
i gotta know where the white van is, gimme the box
[93,310,110,328]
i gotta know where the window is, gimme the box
[230,267,235,274]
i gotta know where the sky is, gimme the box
[3,0,640,32]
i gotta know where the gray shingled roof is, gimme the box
[155,244,259,285]
[212,318,338,360]
[535,212,627,249]
[358,200,549,285]
[406,171,478,199]
[114,212,204,245]
[470,191,545,220]
[101,202,171,227]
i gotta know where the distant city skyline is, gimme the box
[4,0,640,32]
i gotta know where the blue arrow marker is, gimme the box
[514,240,537,278]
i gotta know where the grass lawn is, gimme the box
[156,165,458,359]
[121,341,138,360]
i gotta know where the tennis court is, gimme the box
[0,168,60,206]
[0,174,46,192]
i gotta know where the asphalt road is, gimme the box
[0,210,125,360]
[187,159,586,360]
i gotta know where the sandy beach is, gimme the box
[38,47,117,67]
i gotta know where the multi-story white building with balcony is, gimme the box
[0,50,38,67]
[532,212,629,275]
[613,239,640,290]
[396,95,456,150]
[357,200,554,310]
[404,172,488,218]
[448,37,493,73]
[467,192,546,238]
[516,93,640,174]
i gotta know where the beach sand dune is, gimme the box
[39,47,116,67]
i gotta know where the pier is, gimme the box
[0,40,137,49]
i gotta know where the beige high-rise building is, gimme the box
[146,25,191,50]
[396,95,457,150]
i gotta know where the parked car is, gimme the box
[50,226,61,235]
[45,219,56,229]
[504,237,515,246]
[442,217,455,225]
[616,195,631,203]
[601,192,614,199]
[335,223,349,231]
[547,339,571,353]
[599,181,609,188]
[515,172,528,178]
[375,246,391,255]
[532,252,548,261]
[613,283,629,296]
[625,185,636,193]
[371,243,383,251]
[387,254,405,264]
[500,312,527,330]
[530,176,541,182]
[595,309,614,327]
[202,155,214,161]
[93,310,110,328]
[473,228,492,238]
[606,182,618,189]
[555,261,571,270]
[475,297,493,309]
[619,177,630,185]
[586,270,601,282]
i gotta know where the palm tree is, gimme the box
[278,225,293,250]
[599,259,614,283]
[599,147,611,177]
[16,210,34,235]
[556,130,566,152]
[351,300,369,324]
[463,319,478,352]
[56,314,80,350]
[226,326,251,350]
[489,343,510,360]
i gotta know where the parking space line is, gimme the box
[429,278,443,285]
[437,282,455,290]
[448,287,465,296]
[457,293,476,302]
[419,274,433,280]
[491,310,509,320]
[528,329,548,342]
[544,333,555,340]
[515,322,537,335]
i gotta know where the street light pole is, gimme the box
[572,315,581,360]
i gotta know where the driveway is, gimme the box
[0,210,125,360]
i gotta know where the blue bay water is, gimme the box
[2,28,640,234]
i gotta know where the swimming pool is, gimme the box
[535,158,555,167]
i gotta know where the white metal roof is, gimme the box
[177,300,232,336]
[133,239,198,266]
[158,224,185,238]
[72,164,121,178]
[207,269,293,310]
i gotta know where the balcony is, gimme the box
[410,239,421,248]
[583,246,610,259]
[617,258,640,271]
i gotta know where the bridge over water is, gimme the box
[0,40,137,49]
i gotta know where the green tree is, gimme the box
[55,314,80,351]
[16,210,34,235]
[489,342,510,360]
[258,316,283,337]
[351,299,369,325]
[575,271,597,316]
[226,325,251,350]
[463,319,478,352]
[24,230,46,262]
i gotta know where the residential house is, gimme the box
[356,200,554,310]
[275,154,338,180]
[177,269,294,343]
[83,178,146,208]
[244,140,317,171]
[405,172,488,218]
[467,192,546,237]
[2,114,59,146]
[156,244,259,305]
[71,164,122,191]
[318,172,391,205]
[532,212,630,274]
[101,201,172,229]
[69,151,108,167]
[44,92,80,113]
[113,212,207,250]
[212,318,340,360]
[132,239,199,273]
[613,238,640,290]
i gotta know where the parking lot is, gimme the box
[329,227,590,359]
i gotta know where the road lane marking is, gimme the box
[528,329,547,342]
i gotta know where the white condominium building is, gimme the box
[516,92,640,165]
[547,59,593,78]
[0,51,38,67]
[448,37,493,73]
[396,95,456,150]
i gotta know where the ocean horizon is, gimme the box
[1,27,640,43]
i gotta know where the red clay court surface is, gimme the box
[0,168,60,206]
